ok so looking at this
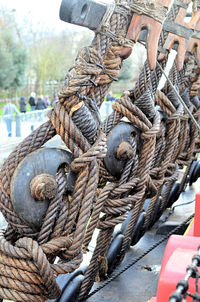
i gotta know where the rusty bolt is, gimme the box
[116,141,135,160]
[30,174,57,201]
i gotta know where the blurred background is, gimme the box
[0,0,146,145]
[0,0,146,101]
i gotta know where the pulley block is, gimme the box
[48,266,87,302]
[143,198,152,213]
[192,162,200,183]
[103,122,139,179]
[166,181,180,208]
[10,147,76,231]
[121,209,146,246]
[148,197,162,229]
[106,233,124,275]
[59,275,84,302]
[131,212,146,246]
[144,197,161,220]
[189,161,198,186]
[189,161,200,186]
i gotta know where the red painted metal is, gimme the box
[120,0,173,69]
[150,194,200,301]
[157,246,200,301]
[194,193,200,236]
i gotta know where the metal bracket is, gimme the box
[187,20,200,66]
[59,0,115,31]
[158,8,200,70]
[120,0,174,69]
[163,19,193,40]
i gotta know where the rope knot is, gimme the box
[71,132,107,172]
[141,111,161,140]
[167,103,184,122]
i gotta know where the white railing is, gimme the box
[0,102,114,168]
[99,101,113,119]
[0,109,49,139]
[0,102,114,139]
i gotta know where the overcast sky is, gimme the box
[0,0,78,32]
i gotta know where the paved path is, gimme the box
[0,119,47,140]
[0,119,46,167]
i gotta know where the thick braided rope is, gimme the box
[130,1,168,24]
[91,0,198,278]
[144,64,189,226]
[77,2,194,299]
[98,3,183,266]
[143,92,183,228]
[0,1,132,300]
[0,0,199,301]
[79,92,161,299]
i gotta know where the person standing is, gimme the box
[105,91,116,116]
[36,95,46,110]
[3,99,19,137]
[44,96,50,108]
[29,92,36,111]
[19,96,27,113]
[36,95,46,121]
[106,91,116,102]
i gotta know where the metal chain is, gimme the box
[84,214,194,301]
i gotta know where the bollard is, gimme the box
[15,114,21,137]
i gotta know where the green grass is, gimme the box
[103,93,121,102]
[0,102,6,116]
